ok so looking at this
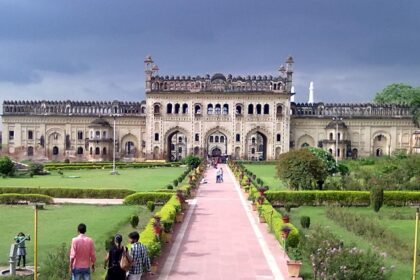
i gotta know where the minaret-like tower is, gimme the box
[308,81,314,103]
[285,56,294,93]
[144,55,154,92]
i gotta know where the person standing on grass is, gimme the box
[70,223,96,280]
[127,231,151,280]
[14,232,30,268]
[104,234,127,280]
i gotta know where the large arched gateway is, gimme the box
[246,130,268,161]
[165,127,189,162]
[207,131,228,158]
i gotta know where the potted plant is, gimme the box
[153,216,162,237]
[286,246,303,277]
[162,221,173,243]
[281,225,291,239]
[282,214,290,224]
[257,185,269,196]
[176,190,188,210]
[257,195,265,205]
[257,206,266,223]
[175,205,184,223]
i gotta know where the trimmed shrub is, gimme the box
[0,156,15,176]
[124,192,173,205]
[146,201,156,212]
[173,179,179,187]
[0,187,134,199]
[0,193,53,204]
[130,215,139,228]
[166,184,173,190]
[29,163,46,175]
[371,187,384,212]
[300,216,311,229]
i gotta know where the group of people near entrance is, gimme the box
[70,223,151,280]
[15,223,151,280]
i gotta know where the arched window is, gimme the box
[215,136,219,142]
[337,148,341,157]
[329,148,333,154]
[252,137,256,144]
[329,133,334,141]
[276,134,281,142]
[178,147,182,154]
[27,146,34,156]
[52,146,59,155]
[210,136,214,143]
[263,104,269,114]
[215,104,221,114]
[153,104,160,114]
[256,104,262,114]
[102,147,107,155]
[95,147,100,155]
[236,134,241,142]
[223,104,229,115]
[154,133,159,141]
[182,103,188,114]
[178,136,183,143]
[276,105,283,116]
[207,104,213,115]
[251,148,255,154]
[174,103,180,114]
[166,104,173,114]
[220,136,225,143]
[248,104,254,114]
[77,147,83,155]
[194,105,201,115]
[338,133,341,140]
[236,105,242,115]
[90,147,93,155]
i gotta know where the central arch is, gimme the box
[246,128,269,161]
[204,126,230,159]
[164,127,190,162]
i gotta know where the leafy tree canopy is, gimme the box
[374,83,420,105]
[276,149,328,190]
[0,156,15,176]
[307,147,338,174]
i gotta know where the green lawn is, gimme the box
[0,204,153,279]
[289,206,416,280]
[244,164,287,190]
[0,167,186,191]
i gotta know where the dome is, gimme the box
[89,118,111,127]
[326,120,347,129]
[211,73,226,82]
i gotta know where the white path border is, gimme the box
[158,197,197,280]
[226,166,285,280]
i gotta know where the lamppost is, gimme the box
[111,114,121,175]
[332,116,343,164]
[32,203,44,280]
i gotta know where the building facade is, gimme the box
[2,56,419,161]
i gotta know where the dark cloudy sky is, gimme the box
[0,0,419,104]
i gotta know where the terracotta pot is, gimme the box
[258,215,266,223]
[176,213,184,223]
[282,216,290,224]
[151,263,158,274]
[287,260,302,277]
[251,203,257,211]
[162,232,172,243]
[182,202,188,211]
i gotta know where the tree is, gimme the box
[374,83,420,105]
[181,155,201,168]
[370,187,384,212]
[0,156,15,176]
[307,147,338,174]
[276,149,328,190]
[411,94,420,127]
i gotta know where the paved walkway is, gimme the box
[158,164,289,280]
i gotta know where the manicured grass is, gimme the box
[289,206,416,280]
[244,164,287,190]
[0,167,186,192]
[0,204,153,277]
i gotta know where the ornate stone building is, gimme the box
[2,56,419,161]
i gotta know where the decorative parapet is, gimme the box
[291,102,412,118]
[2,100,146,117]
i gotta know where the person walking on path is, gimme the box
[104,234,127,280]
[219,167,224,182]
[127,231,151,280]
[216,168,221,183]
[14,232,30,268]
[70,223,96,280]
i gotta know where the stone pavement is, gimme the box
[158,164,290,280]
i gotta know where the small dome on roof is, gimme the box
[90,118,111,127]
[211,73,226,82]
[326,120,347,130]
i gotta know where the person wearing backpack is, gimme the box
[104,234,127,280]
[127,231,151,280]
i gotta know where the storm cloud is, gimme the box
[0,0,419,103]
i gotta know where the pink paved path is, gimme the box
[159,165,289,280]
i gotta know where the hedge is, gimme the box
[139,195,180,260]
[124,192,173,205]
[265,190,420,207]
[44,162,182,171]
[0,193,53,204]
[0,187,134,199]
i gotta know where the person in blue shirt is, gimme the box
[14,232,30,268]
